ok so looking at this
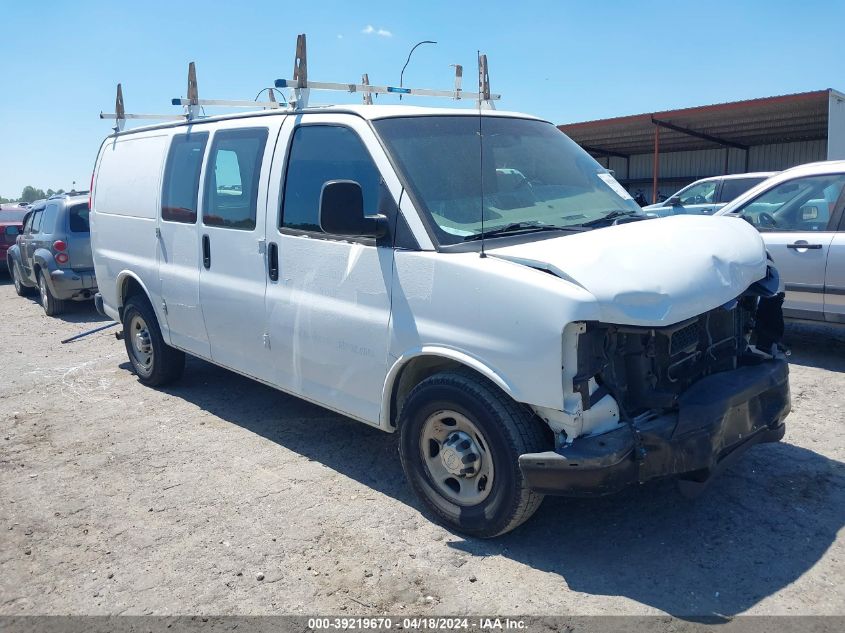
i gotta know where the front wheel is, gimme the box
[122,295,185,386]
[398,370,549,538]
[12,263,32,297]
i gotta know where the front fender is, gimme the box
[380,346,522,431]
[5,244,21,274]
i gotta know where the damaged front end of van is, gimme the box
[520,266,790,497]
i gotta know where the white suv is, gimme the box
[91,105,791,536]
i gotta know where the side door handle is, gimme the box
[786,242,822,250]
[268,242,279,281]
[202,234,211,269]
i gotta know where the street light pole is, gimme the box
[399,40,437,99]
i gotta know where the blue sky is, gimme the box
[1,0,843,198]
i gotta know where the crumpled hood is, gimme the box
[487,215,768,326]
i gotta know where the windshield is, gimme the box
[374,116,641,245]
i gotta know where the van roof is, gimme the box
[108,104,545,136]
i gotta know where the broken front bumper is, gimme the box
[519,360,790,496]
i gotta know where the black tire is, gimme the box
[37,269,66,316]
[12,262,33,297]
[122,294,185,387]
[398,370,549,538]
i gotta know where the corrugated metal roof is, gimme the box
[559,90,833,156]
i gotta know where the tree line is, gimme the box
[1,186,68,204]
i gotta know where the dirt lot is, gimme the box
[1,273,844,619]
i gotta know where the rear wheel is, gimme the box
[398,370,549,538]
[122,295,185,386]
[37,270,66,316]
[12,263,32,297]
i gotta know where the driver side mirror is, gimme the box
[668,196,682,206]
[5,226,20,237]
[319,180,388,238]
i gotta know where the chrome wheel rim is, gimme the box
[420,410,494,506]
[128,314,154,373]
[13,267,22,293]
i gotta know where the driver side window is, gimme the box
[738,174,845,232]
[281,125,381,234]
[679,180,717,205]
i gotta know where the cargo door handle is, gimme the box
[202,234,211,268]
[786,242,822,250]
[268,242,279,281]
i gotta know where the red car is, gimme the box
[0,204,28,268]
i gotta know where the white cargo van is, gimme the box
[91,105,790,536]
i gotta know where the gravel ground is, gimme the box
[1,273,843,618]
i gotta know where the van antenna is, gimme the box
[478,52,486,258]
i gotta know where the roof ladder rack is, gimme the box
[100,33,500,130]
[100,84,186,132]
[361,74,373,105]
[101,63,282,131]
[274,34,500,110]
[477,54,494,110]
[452,64,463,100]
[170,62,282,114]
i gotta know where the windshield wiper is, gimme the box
[463,222,572,242]
[570,210,644,228]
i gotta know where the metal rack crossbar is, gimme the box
[274,78,500,102]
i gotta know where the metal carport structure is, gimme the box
[559,89,845,203]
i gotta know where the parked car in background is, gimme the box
[6,192,97,316]
[0,203,28,268]
[717,160,845,325]
[643,172,775,217]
